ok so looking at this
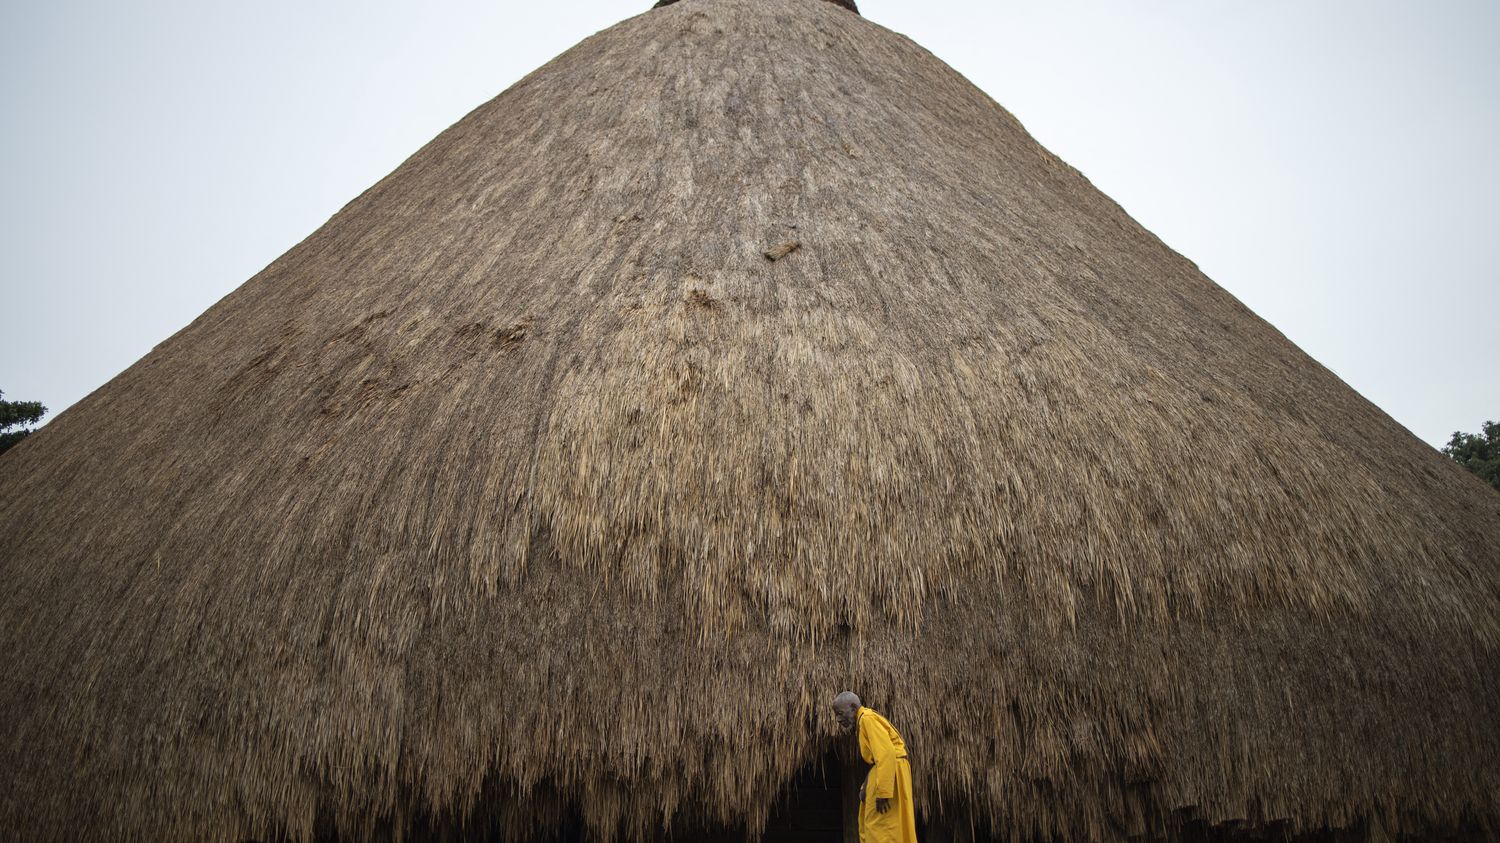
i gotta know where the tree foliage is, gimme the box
[1442,420,1500,493]
[0,389,47,455]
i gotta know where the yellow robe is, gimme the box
[857,707,919,843]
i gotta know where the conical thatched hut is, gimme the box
[1,1,1497,841]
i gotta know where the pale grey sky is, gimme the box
[1,1,1496,448]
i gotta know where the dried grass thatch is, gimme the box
[656,0,858,12]
[1,0,1497,840]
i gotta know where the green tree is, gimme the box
[0,389,48,455]
[1442,420,1500,492]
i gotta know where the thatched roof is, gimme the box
[2,0,1497,840]
[656,0,858,11]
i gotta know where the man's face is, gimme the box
[833,700,856,731]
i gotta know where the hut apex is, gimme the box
[0,0,1495,841]
[655,0,861,13]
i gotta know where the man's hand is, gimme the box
[876,797,891,814]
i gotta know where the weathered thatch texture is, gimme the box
[1,0,1497,840]
[656,0,858,12]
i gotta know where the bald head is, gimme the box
[832,690,861,730]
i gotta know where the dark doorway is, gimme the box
[667,742,859,843]
[760,746,847,842]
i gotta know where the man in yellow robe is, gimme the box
[833,691,919,843]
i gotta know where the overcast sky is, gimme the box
[1,0,1496,448]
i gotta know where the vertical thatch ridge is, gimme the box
[1,0,1497,840]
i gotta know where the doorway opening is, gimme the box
[759,744,850,842]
